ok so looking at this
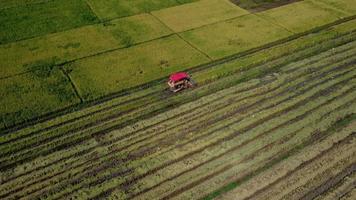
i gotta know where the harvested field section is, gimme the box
[180,14,292,59]
[244,135,356,200]
[257,0,348,33]
[0,0,98,44]
[314,172,356,200]
[86,0,198,21]
[128,62,356,200]
[0,68,80,130]
[66,35,210,100]
[152,0,249,32]
[68,61,356,199]
[218,120,356,200]
[0,13,171,79]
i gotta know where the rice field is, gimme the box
[0,0,355,199]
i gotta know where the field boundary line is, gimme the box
[1,16,356,134]
[309,0,351,17]
[59,67,84,103]
[149,12,214,61]
[83,0,101,21]
[0,33,175,81]
[252,13,295,34]
[0,0,250,46]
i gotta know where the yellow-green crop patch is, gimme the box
[331,19,356,34]
[0,0,98,44]
[312,0,356,16]
[0,68,80,128]
[0,26,120,79]
[257,1,348,33]
[86,0,198,21]
[102,13,172,46]
[180,14,292,59]
[152,0,249,32]
[0,13,172,79]
[65,35,210,100]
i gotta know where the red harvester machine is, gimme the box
[168,72,195,92]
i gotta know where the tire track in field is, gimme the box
[85,69,356,198]
[11,57,356,199]
[136,85,356,200]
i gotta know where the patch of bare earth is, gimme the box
[230,0,303,12]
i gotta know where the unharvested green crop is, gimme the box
[87,0,198,20]
[0,68,80,128]
[0,0,98,44]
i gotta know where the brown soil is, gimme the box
[230,0,303,13]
